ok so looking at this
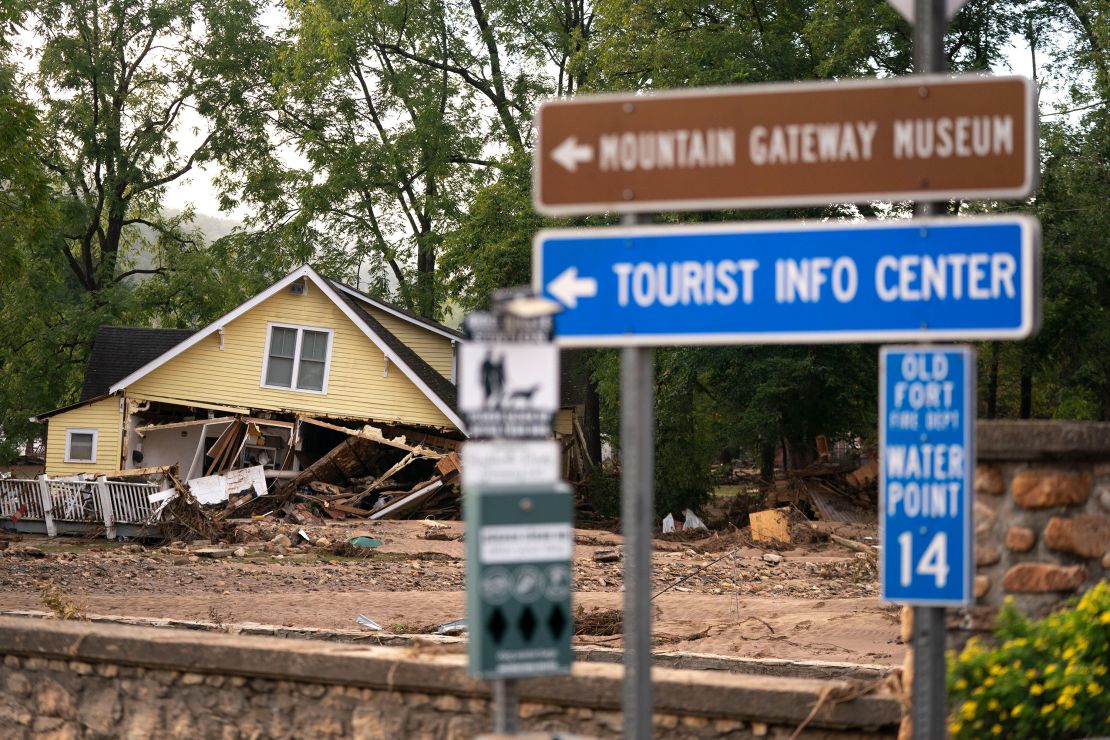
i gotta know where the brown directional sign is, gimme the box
[534,75,1036,216]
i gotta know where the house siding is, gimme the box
[554,408,574,436]
[126,286,455,429]
[363,305,455,380]
[44,397,124,476]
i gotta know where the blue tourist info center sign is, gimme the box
[534,216,1039,347]
[880,346,974,605]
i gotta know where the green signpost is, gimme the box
[465,482,574,679]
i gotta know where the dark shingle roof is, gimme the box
[331,280,464,339]
[329,283,458,411]
[81,326,196,401]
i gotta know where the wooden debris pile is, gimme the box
[267,419,462,522]
[769,460,878,525]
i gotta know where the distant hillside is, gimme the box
[122,210,241,279]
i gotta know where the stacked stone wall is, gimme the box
[964,420,1110,633]
[0,616,900,740]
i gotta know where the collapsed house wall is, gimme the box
[125,285,456,429]
[134,425,215,476]
[43,397,124,477]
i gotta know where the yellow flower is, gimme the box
[1088,682,1103,696]
[1031,684,1044,696]
[961,701,977,719]
[1011,704,1024,717]
[1099,611,1110,625]
[1045,663,1057,674]
[988,699,1000,711]
[1025,669,1037,680]
[950,721,963,734]
[955,678,968,691]
[984,677,995,688]
[1041,704,1054,715]
[1063,647,1077,660]
[991,724,1003,735]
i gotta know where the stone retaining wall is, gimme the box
[967,420,1110,631]
[0,616,900,739]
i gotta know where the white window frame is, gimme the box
[64,428,98,463]
[260,322,334,395]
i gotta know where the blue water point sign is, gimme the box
[533,216,1040,347]
[880,345,975,606]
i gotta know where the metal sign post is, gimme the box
[911,3,952,738]
[619,212,656,740]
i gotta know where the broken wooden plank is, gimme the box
[435,452,461,477]
[300,417,444,459]
[351,452,419,502]
[282,435,380,492]
[330,503,371,518]
[369,479,445,520]
[136,417,235,434]
[104,465,179,480]
[382,425,463,452]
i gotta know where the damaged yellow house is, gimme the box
[34,265,467,479]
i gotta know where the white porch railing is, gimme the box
[0,475,166,538]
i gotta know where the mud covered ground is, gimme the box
[0,520,902,666]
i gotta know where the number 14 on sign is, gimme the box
[898,531,950,589]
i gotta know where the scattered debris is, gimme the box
[193,548,234,559]
[593,549,621,563]
[39,582,87,621]
[762,553,784,565]
[750,508,792,545]
[434,619,467,636]
[776,460,878,524]
[348,536,383,550]
[682,509,707,530]
[356,614,383,631]
[574,606,622,636]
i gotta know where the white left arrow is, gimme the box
[547,267,597,309]
[551,136,594,172]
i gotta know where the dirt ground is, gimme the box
[0,520,904,666]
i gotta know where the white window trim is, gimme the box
[64,428,98,463]
[259,322,334,395]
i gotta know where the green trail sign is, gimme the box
[465,482,574,679]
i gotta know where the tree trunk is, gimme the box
[584,375,602,466]
[760,442,775,483]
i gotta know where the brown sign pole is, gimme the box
[534,75,1036,216]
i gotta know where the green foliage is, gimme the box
[948,583,1110,738]
[581,467,621,519]
[439,152,541,312]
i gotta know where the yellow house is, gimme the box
[34,265,466,477]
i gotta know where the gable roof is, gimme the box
[328,281,458,409]
[81,326,197,401]
[330,281,464,341]
[106,265,466,433]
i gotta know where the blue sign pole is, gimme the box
[880,345,975,605]
[533,216,1039,347]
